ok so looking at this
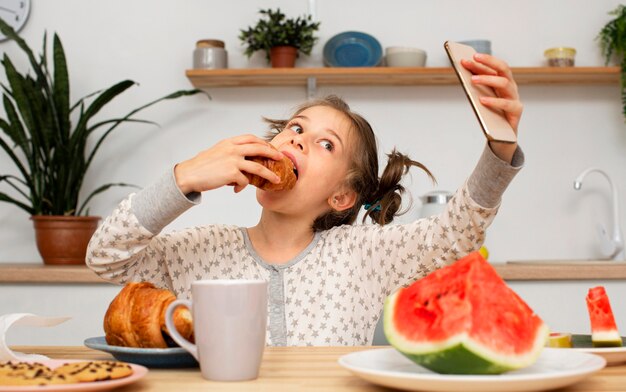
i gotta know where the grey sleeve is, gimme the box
[130,168,202,234]
[467,144,525,208]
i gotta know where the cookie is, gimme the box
[0,361,51,376]
[0,372,76,386]
[54,360,133,382]
[0,362,79,386]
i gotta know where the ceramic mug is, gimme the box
[165,279,268,381]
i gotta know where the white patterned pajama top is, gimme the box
[87,146,523,346]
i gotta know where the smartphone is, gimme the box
[444,41,517,144]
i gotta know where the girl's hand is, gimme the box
[461,53,523,163]
[174,134,284,194]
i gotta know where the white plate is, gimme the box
[572,346,626,366]
[338,348,605,392]
[0,359,147,392]
[568,334,626,366]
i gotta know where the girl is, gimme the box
[87,53,523,346]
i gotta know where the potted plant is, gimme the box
[598,4,626,120]
[0,19,205,265]
[239,8,320,68]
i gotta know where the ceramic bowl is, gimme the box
[458,40,492,54]
[385,47,427,67]
[323,31,383,67]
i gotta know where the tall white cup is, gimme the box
[165,280,268,381]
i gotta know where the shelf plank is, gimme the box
[186,66,620,88]
[2,261,626,283]
[497,261,626,280]
[0,263,107,284]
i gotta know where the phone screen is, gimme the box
[444,41,517,144]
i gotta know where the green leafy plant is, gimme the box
[239,8,320,60]
[598,4,626,120]
[0,18,205,216]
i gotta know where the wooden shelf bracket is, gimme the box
[307,76,317,99]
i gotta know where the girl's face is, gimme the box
[257,105,356,216]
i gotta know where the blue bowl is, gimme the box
[323,31,383,67]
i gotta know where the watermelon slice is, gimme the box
[586,286,622,347]
[547,332,573,348]
[384,251,549,374]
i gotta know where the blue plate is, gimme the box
[84,336,198,368]
[323,31,382,67]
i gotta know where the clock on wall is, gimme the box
[0,0,30,42]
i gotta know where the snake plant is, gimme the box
[0,18,205,216]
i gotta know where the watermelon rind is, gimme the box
[384,290,549,375]
[547,333,573,348]
[592,331,623,347]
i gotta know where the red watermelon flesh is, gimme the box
[586,286,622,347]
[385,251,548,374]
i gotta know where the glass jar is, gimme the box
[544,47,576,67]
[193,39,227,69]
[419,190,453,218]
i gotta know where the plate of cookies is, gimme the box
[0,359,147,391]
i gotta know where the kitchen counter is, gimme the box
[2,261,626,283]
[9,345,623,391]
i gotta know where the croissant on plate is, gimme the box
[245,145,297,191]
[103,282,194,348]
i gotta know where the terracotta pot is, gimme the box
[270,46,298,68]
[31,215,101,265]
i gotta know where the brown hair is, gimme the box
[263,95,435,231]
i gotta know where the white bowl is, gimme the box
[385,47,427,67]
[385,46,426,55]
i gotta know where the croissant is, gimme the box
[103,282,194,348]
[245,146,297,191]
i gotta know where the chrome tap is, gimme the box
[574,167,624,260]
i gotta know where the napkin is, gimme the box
[0,313,71,361]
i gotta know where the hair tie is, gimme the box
[363,202,382,212]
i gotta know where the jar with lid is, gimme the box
[193,39,227,69]
[544,47,576,67]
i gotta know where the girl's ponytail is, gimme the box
[363,149,435,225]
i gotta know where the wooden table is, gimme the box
[11,346,626,391]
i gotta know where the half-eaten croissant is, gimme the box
[245,145,297,191]
[103,282,194,348]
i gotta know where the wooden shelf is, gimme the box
[2,261,626,283]
[186,66,620,88]
[498,261,626,280]
[0,264,107,284]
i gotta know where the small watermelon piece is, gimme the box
[586,286,622,347]
[384,251,549,375]
[547,332,573,348]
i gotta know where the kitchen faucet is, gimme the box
[574,167,624,260]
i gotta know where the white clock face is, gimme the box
[0,0,30,41]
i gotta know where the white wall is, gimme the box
[1,0,626,345]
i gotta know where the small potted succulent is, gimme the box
[598,4,626,120]
[0,19,205,264]
[239,8,320,68]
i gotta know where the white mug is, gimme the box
[165,279,268,381]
